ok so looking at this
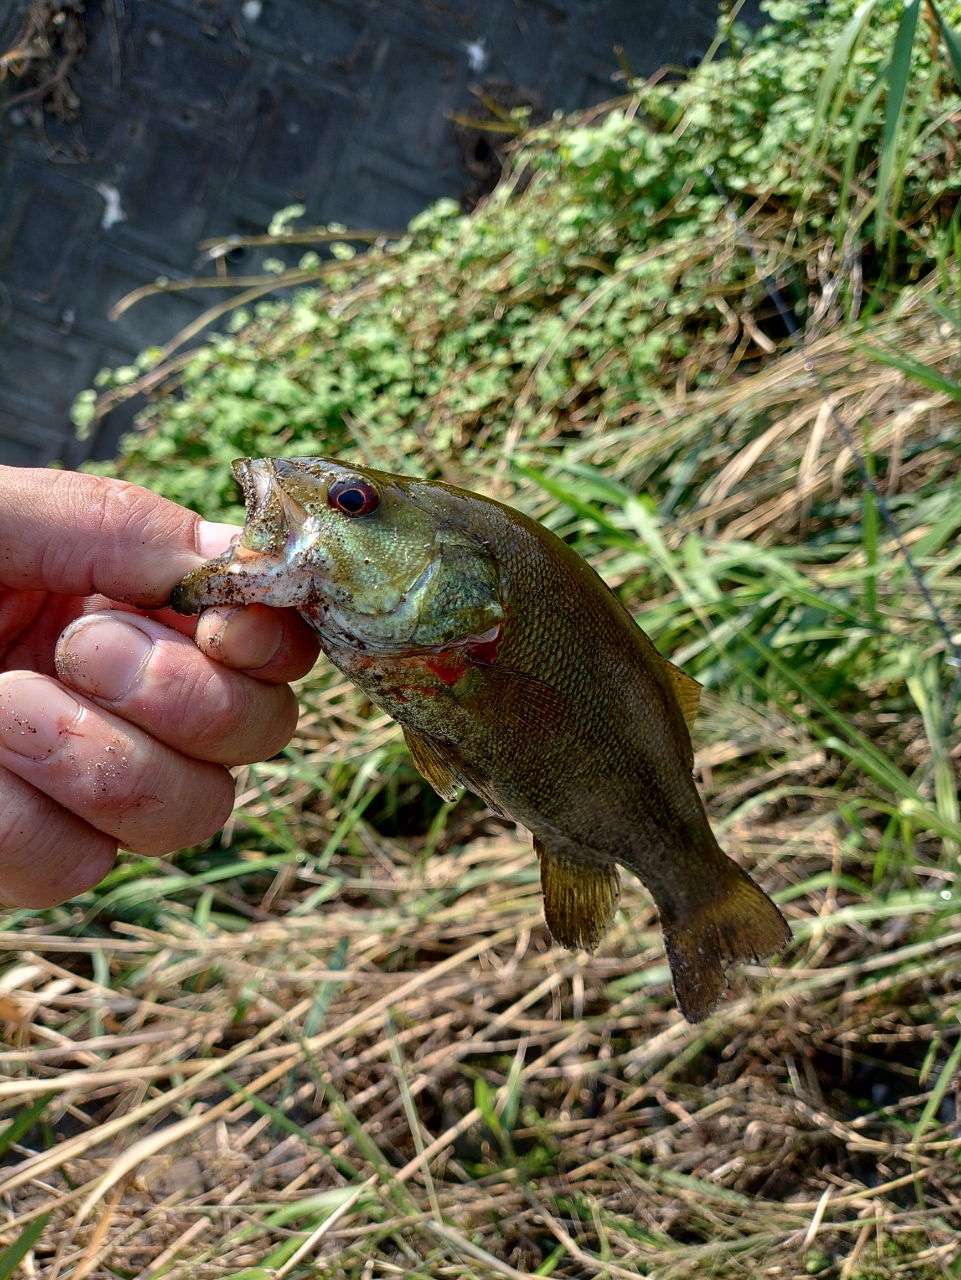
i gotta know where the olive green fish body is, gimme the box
[171,458,789,1021]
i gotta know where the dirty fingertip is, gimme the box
[195,603,284,671]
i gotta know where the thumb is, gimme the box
[0,468,239,606]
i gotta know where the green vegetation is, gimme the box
[81,0,961,522]
[1,1,959,1276]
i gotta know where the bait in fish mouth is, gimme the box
[170,456,791,1022]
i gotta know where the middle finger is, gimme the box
[0,671,234,855]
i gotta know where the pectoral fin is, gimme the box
[536,839,620,953]
[462,664,573,738]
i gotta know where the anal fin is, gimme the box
[536,839,620,953]
[660,865,791,1023]
[658,656,702,734]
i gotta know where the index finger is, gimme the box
[0,467,240,607]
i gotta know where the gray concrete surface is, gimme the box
[0,0,765,466]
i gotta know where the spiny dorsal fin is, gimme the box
[535,839,620,953]
[659,658,702,733]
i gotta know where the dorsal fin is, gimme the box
[659,658,702,733]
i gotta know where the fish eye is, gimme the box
[328,477,380,517]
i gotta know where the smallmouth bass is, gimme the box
[171,458,790,1021]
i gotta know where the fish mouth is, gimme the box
[234,457,312,550]
[168,458,318,615]
[169,457,455,651]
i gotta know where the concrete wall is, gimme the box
[0,0,764,466]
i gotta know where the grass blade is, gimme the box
[860,344,961,397]
[217,1076,317,1142]
[385,1010,442,1220]
[303,936,349,1038]
[838,69,886,242]
[808,0,882,163]
[925,293,961,332]
[912,1026,961,1147]
[876,0,921,246]
[863,491,879,629]
[74,853,297,930]
[885,59,939,266]
[928,0,961,85]
[0,1215,50,1280]
[0,1095,53,1157]
[905,657,961,868]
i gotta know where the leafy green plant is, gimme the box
[81,0,961,523]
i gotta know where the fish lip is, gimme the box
[240,456,311,533]
[168,579,201,615]
[168,458,319,616]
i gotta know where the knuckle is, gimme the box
[170,658,236,727]
[161,660,245,754]
[0,772,49,849]
[79,731,158,818]
[74,730,234,852]
[37,473,195,600]
[150,651,295,764]
[214,682,297,764]
[39,477,132,589]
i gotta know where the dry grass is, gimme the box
[6,272,961,1279]
[0,673,959,1280]
[549,280,961,547]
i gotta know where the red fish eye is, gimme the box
[328,478,380,516]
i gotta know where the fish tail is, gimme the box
[536,840,620,953]
[661,865,790,1023]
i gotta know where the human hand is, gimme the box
[0,467,320,908]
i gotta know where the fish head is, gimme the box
[169,457,502,652]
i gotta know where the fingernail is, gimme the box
[199,521,242,559]
[200,604,284,670]
[57,615,154,702]
[0,675,82,762]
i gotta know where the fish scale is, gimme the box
[171,456,790,1022]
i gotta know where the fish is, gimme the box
[170,457,790,1021]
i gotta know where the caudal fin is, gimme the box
[536,840,620,953]
[661,867,790,1023]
